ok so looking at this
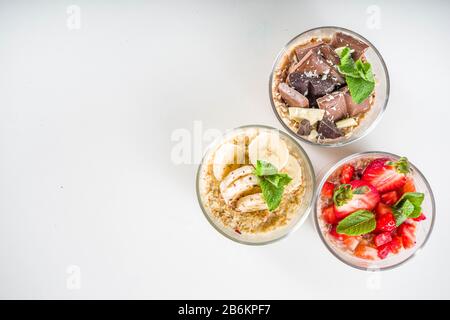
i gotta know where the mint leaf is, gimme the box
[259,178,284,211]
[337,48,375,104]
[346,76,375,104]
[333,184,353,207]
[393,208,408,227]
[387,157,410,174]
[336,210,376,236]
[254,160,278,176]
[337,47,359,78]
[395,192,424,219]
[254,161,292,211]
[265,173,292,188]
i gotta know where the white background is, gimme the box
[0,0,449,299]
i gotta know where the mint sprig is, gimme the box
[336,210,376,236]
[392,192,425,226]
[386,157,410,174]
[254,160,292,211]
[337,47,375,104]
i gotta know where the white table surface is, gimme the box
[1,0,449,299]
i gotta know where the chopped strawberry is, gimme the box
[375,202,393,217]
[333,180,380,219]
[399,177,416,195]
[354,243,378,260]
[321,181,335,198]
[374,232,393,247]
[375,211,396,233]
[329,225,348,241]
[389,235,403,254]
[398,223,416,249]
[322,206,337,224]
[413,213,426,222]
[377,244,391,259]
[340,164,355,184]
[380,191,399,206]
[362,157,410,193]
[343,236,361,251]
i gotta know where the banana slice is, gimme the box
[221,174,259,205]
[281,155,303,192]
[213,143,245,181]
[235,193,268,213]
[248,132,289,170]
[219,165,254,193]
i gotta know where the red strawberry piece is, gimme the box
[340,164,355,184]
[333,180,380,219]
[329,225,348,241]
[362,157,410,193]
[374,232,393,247]
[321,181,335,198]
[375,211,396,233]
[377,243,391,259]
[322,206,337,224]
[389,235,403,254]
[375,202,392,217]
[413,213,426,222]
[399,177,416,196]
[398,223,416,249]
[354,243,378,260]
[380,190,399,206]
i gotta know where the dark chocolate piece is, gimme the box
[288,72,310,96]
[308,77,337,98]
[317,118,343,139]
[297,119,312,136]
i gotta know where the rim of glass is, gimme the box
[313,151,436,271]
[195,124,316,246]
[268,26,391,148]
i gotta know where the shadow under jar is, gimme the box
[270,26,389,147]
[314,152,435,270]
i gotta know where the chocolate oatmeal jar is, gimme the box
[269,26,389,147]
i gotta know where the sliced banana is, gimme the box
[221,174,259,205]
[219,165,254,193]
[213,143,245,181]
[248,132,289,170]
[235,193,268,213]
[281,155,303,192]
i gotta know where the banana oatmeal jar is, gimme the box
[196,125,315,244]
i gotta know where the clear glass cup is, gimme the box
[196,125,315,245]
[314,152,435,270]
[269,26,390,147]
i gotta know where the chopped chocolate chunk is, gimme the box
[288,72,310,96]
[317,118,343,139]
[319,44,340,66]
[278,83,309,108]
[308,77,337,98]
[297,119,312,136]
[317,91,348,122]
[289,50,331,76]
[295,41,324,61]
[331,32,369,60]
[340,87,371,116]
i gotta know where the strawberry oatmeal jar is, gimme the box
[314,152,435,270]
